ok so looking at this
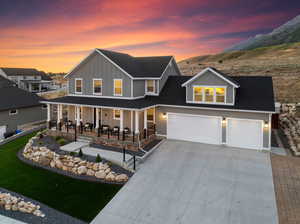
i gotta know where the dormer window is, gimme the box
[114,79,123,96]
[75,78,82,94]
[146,80,155,94]
[193,86,226,104]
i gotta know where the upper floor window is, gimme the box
[93,79,102,95]
[146,80,155,94]
[75,78,82,94]
[114,79,122,96]
[193,86,226,104]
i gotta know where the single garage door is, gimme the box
[227,118,263,150]
[167,113,221,145]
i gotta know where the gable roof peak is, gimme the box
[181,67,240,88]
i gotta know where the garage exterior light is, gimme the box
[162,113,167,119]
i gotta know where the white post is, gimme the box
[135,111,139,134]
[59,104,63,121]
[76,106,80,126]
[144,109,147,130]
[130,110,133,132]
[39,83,42,92]
[47,104,51,122]
[95,108,99,129]
[120,110,124,131]
[100,108,102,126]
[57,105,61,123]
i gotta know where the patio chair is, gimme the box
[84,122,93,132]
[111,126,120,136]
[101,125,110,134]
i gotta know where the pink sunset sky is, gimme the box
[0,0,299,72]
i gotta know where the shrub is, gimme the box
[55,136,62,141]
[38,141,43,146]
[57,138,67,146]
[96,154,102,163]
[78,149,83,157]
[70,151,77,156]
[107,161,113,167]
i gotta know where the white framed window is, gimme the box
[42,104,47,109]
[193,86,203,102]
[9,109,18,115]
[146,80,155,94]
[113,109,121,120]
[192,86,226,104]
[93,79,102,95]
[114,79,122,96]
[75,78,82,94]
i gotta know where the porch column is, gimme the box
[144,109,147,138]
[130,110,133,132]
[76,106,80,126]
[47,104,51,129]
[135,111,139,134]
[95,108,100,129]
[39,83,42,92]
[120,110,124,132]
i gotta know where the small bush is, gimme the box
[55,136,62,141]
[38,141,43,146]
[107,161,113,167]
[96,154,102,163]
[78,149,83,157]
[70,151,77,156]
[57,138,67,146]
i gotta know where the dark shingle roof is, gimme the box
[0,76,15,88]
[1,68,41,76]
[97,49,173,78]
[0,86,43,111]
[42,76,275,112]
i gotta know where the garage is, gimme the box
[167,113,221,145]
[227,118,263,150]
[0,126,6,140]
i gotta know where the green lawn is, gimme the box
[0,133,122,222]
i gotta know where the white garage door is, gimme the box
[0,126,6,140]
[167,113,221,145]
[227,119,263,150]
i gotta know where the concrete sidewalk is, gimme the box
[0,214,27,224]
[92,140,278,224]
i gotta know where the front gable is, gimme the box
[183,68,239,105]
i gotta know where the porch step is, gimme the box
[77,136,93,144]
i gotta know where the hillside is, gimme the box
[225,14,300,52]
[178,42,300,103]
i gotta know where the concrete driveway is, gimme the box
[91,140,278,224]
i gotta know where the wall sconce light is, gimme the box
[162,112,167,119]
[222,117,226,124]
[264,120,269,128]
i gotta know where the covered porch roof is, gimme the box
[41,96,157,110]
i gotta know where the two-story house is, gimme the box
[42,48,275,151]
[0,68,53,93]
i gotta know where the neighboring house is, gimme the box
[41,48,275,150]
[0,67,53,93]
[0,76,47,140]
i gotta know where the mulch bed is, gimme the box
[18,136,133,185]
[0,187,86,224]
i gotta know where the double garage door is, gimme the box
[167,113,263,150]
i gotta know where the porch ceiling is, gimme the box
[40,96,157,110]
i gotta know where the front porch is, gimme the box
[46,104,159,151]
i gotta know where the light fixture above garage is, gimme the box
[222,117,226,124]
[162,112,167,119]
[264,120,269,128]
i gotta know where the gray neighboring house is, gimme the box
[0,76,47,140]
[0,67,53,93]
[42,48,275,151]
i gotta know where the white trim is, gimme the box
[41,101,275,114]
[113,109,121,120]
[67,93,145,100]
[9,109,18,116]
[120,109,124,131]
[181,67,240,88]
[226,117,264,150]
[130,110,133,131]
[47,104,51,121]
[268,113,271,150]
[92,78,102,95]
[131,79,133,97]
[113,79,123,96]
[144,109,147,129]
[75,78,82,94]
[135,111,140,133]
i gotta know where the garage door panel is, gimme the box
[167,114,221,145]
[227,119,262,150]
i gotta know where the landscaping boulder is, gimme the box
[38,156,51,166]
[95,171,106,179]
[77,166,87,175]
[87,169,95,176]
[115,174,129,182]
[105,172,116,181]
